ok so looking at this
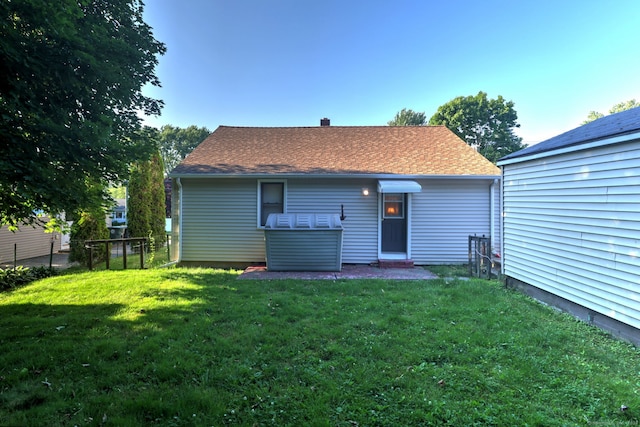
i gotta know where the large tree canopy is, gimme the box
[0,0,165,227]
[158,125,211,176]
[429,92,525,163]
[387,108,427,126]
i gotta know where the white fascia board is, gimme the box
[497,131,640,166]
[169,173,501,180]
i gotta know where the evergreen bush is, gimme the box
[69,210,109,266]
[128,150,166,251]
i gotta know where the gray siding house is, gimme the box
[170,121,501,268]
[498,107,640,344]
[0,220,62,264]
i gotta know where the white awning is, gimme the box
[377,180,422,193]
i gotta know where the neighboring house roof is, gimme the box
[171,125,500,177]
[499,106,640,163]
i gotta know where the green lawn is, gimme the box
[1,267,639,426]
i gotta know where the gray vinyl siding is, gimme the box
[179,177,500,265]
[502,140,640,329]
[287,179,378,264]
[180,178,379,264]
[0,221,61,262]
[411,179,498,264]
[180,179,265,262]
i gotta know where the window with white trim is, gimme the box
[258,181,285,227]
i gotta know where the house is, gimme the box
[169,120,501,268]
[0,220,62,265]
[108,198,127,227]
[497,107,640,345]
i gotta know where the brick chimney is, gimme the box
[320,118,330,126]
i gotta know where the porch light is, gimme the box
[362,187,370,196]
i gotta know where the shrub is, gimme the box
[69,210,109,266]
[128,150,166,251]
[0,266,57,292]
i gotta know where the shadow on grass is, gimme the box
[0,294,225,425]
[2,268,640,426]
[157,268,241,288]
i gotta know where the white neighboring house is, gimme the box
[498,107,640,345]
[169,120,502,268]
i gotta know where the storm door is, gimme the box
[381,193,407,253]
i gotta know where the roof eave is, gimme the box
[497,130,640,166]
[169,172,501,180]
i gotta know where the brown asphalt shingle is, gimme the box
[171,125,501,176]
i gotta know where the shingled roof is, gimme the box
[499,106,640,162]
[171,125,500,177]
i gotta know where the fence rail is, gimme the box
[84,237,147,270]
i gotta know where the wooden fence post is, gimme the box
[140,239,145,269]
[105,241,110,270]
[88,245,94,271]
[49,241,54,269]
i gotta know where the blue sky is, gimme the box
[141,0,640,146]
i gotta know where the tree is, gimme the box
[388,108,427,126]
[158,125,211,176]
[68,209,110,266]
[429,91,525,163]
[582,99,640,124]
[127,150,166,250]
[0,0,166,228]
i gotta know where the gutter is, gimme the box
[169,173,502,180]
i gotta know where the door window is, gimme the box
[383,193,404,219]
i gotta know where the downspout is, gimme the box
[176,177,183,263]
[490,178,498,257]
[499,169,505,276]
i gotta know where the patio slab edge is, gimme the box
[237,264,438,280]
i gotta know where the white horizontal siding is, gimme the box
[503,139,640,329]
[412,179,498,264]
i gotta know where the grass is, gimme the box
[424,264,471,278]
[1,268,639,426]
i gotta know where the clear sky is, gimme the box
[141,0,640,146]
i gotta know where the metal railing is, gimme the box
[468,234,492,279]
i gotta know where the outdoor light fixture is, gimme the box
[362,188,370,196]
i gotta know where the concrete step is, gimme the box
[378,259,414,269]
